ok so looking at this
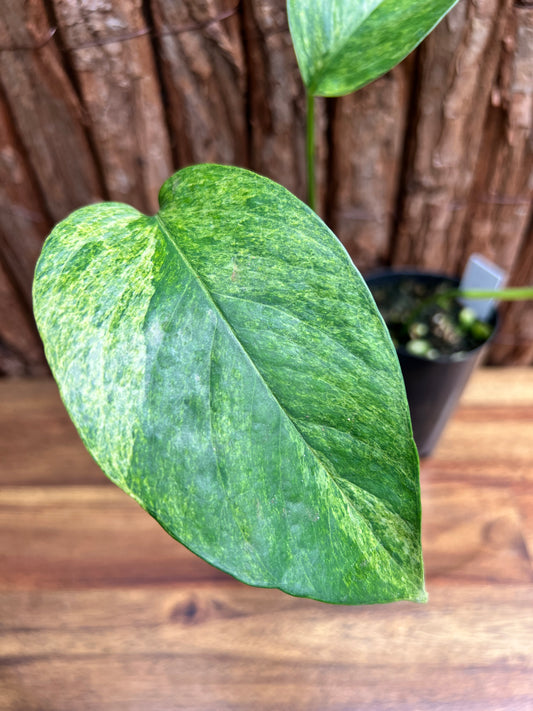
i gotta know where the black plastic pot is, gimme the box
[366,270,497,458]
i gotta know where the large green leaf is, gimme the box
[287,0,460,96]
[33,164,425,604]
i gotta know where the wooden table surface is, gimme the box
[1,368,532,711]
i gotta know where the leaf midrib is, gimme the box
[307,2,383,95]
[155,213,328,462]
[154,213,405,530]
[307,1,459,96]
[212,291,410,458]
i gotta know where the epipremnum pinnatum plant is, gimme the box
[287,0,461,208]
[33,1,478,605]
[33,165,425,605]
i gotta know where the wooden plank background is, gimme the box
[0,0,532,375]
[1,368,532,709]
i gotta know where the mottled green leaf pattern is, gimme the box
[288,0,460,96]
[33,165,425,604]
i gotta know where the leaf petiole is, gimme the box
[444,287,533,302]
[306,91,316,212]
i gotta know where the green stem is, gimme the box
[306,91,316,212]
[406,286,533,328]
[445,287,533,302]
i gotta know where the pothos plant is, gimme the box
[32,1,463,605]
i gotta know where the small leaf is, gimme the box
[287,0,460,97]
[33,165,425,604]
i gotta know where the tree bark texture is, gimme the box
[0,90,51,305]
[0,259,46,376]
[392,0,515,273]
[489,215,533,364]
[0,0,104,221]
[327,61,412,274]
[459,5,533,272]
[0,0,532,368]
[243,0,304,204]
[151,0,247,171]
[51,0,173,214]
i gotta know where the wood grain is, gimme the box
[0,478,530,590]
[1,656,531,711]
[0,378,102,484]
[0,368,532,709]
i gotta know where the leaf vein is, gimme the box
[155,214,410,565]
